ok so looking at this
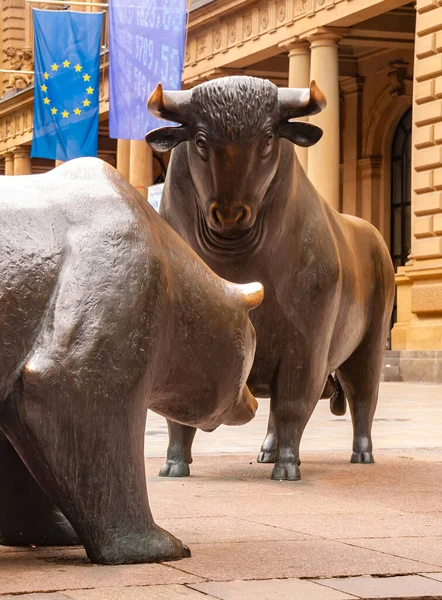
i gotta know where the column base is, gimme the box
[392,319,442,350]
[396,351,442,384]
[391,263,442,380]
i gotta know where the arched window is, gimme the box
[391,108,412,272]
[390,108,412,333]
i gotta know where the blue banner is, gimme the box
[31,9,103,161]
[108,0,187,140]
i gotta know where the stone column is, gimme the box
[117,139,131,179]
[3,152,14,176]
[13,146,32,175]
[286,41,310,173]
[129,140,153,199]
[307,29,342,211]
[340,77,365,218]
[358,156,382,230]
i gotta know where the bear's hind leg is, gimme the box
[2,383,189,565]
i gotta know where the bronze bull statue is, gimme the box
[0,157,263,563]
[146,75,395,481]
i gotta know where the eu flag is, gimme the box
[31,9,103,161]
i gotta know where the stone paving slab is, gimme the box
[165,539,437,581]
[314,574,442,598]
[244,512,442,540]
[156,516,312,544]
[0,548,203,596]
[66,585,211,599]
[0,595,72,600]
[0,590,211,600]
[346,537,442,569]
[190,578,357,599]
[423,574,442,582]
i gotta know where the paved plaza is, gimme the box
[0,382,441,599]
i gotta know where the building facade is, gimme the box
[1,0,442,381]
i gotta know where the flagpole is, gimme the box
[26,0,108,8]
[0,69,35,74]
[182,0,191,89]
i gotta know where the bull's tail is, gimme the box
[329,374,346,416]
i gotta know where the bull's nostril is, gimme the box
[236,206,251,225]
[236,207,246,225]
[210,204,223,227]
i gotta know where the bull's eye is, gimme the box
[196,136,208,151]
[262,133,274,156]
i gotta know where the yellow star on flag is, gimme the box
[40,84,48,92]
[62,110,69,118]
[83,73,91,82]
[51,107,58,115]
[83,99,91,107]
[63,60,70,68]
[86,86,94,95]
[73,108,82,115]
[74,64,82,72]
[51,63,59,71]
[43,97,50,105]
[43,72,49,80]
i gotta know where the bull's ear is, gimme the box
[278,121,323,147]
[145,125,189,153]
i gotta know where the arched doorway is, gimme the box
[390,108,412,327]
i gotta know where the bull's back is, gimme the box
[0,180,66,401]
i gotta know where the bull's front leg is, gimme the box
[271,355,327,481]
[257,408,276,463]
[159,420,197,477]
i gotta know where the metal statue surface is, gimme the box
[146,75,395,481]
[0,158,262,563]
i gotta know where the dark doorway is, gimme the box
[390,108,412,331]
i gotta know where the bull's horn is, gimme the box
[278,80,326,120]
[147,83,192,124]
[238,282,264,311]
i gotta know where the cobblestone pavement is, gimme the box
[0,382,441,599]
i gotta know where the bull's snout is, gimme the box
[209,203,251,231]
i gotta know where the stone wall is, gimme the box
[392,0,442,376]
[1,0,27,94]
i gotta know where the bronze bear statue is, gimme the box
[0,157,262,564]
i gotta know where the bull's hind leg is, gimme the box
[2,383,189,565]
[336,328,387,464]
[159,420,196,477]
[0,431,78,546]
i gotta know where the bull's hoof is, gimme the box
[257,450,275,463]
[159,460,190,477]
[351,451,374,464]
[258,452,301,466]
[271,463,301,481]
